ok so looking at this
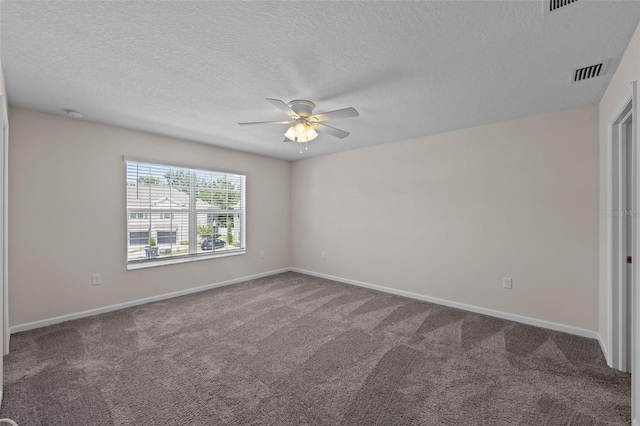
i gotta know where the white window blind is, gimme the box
[126,160,246,267]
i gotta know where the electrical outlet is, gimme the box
[259,250,264,259]
[502,277,512,289]
[322,251,326,260]
[92,273,102,286]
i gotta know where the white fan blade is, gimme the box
[238,120,292,126]
[311,107,359,122]
[312,122,350,139]
[265,98,299,118]
[282,137,292,143]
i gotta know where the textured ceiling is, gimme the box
[2,1,640,161]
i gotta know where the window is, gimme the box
[126,159,246,268]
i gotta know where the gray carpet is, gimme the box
[0,272,630,425]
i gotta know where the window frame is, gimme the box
[125,157,246,270]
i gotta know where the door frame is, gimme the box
[607,88,635,372]
[607,82,638,424]
[633,81,640,426]
[0,97,7,355]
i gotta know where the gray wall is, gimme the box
[8,107,291,326]
[8,102,602,334]
[291,105,599,331]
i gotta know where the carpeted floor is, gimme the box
[0,271,631,425]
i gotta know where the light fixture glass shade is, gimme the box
[285,122,318,143]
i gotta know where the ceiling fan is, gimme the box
[238,98,359,144]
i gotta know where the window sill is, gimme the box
[127,249,245,270]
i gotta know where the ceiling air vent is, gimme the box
[544,0,579,15]
[571,60,610,83]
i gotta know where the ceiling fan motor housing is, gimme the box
[288,99,315,118]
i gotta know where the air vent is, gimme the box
[544,0,579,15]
[571,60,610,83]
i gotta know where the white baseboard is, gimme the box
[11,266,601,342]
[291,268,599,340]
[10,268,290,334]
[598,333,611,366]
[632,419,638,426]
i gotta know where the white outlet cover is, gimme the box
[502,277,512,289]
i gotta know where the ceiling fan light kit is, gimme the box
[238,98,359,150]
[284,120,318,143]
